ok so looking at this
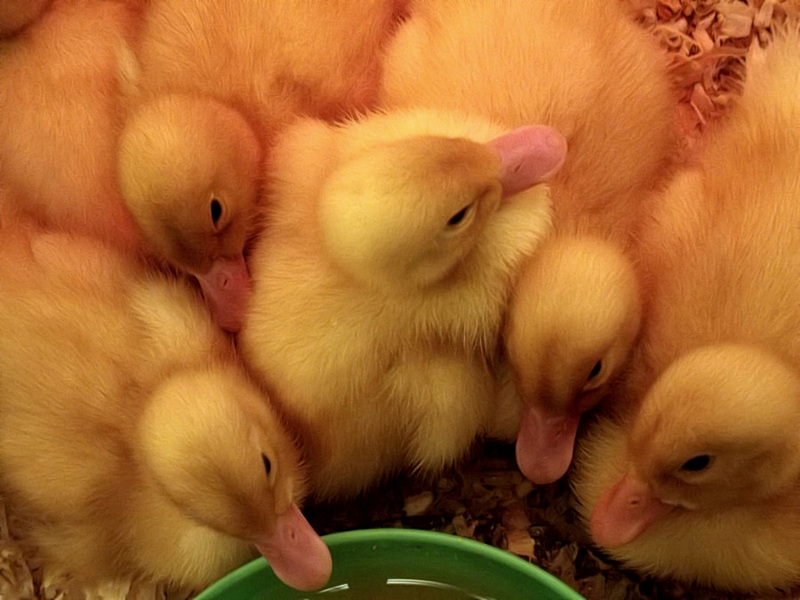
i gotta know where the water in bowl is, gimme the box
[298,577,495,599]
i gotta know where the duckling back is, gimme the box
[629,26,800,397]
[0,0,143,252]
[133,0,406,137]
[381,0,676,241]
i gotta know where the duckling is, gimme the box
[0,0,143,253]
[240,107,566,500]
[118,0,407,329]
[570,29,800,592]
[117,93,262,333]
[380,0,676,483]
[506,236,642,484]
[572,345,800,592]
[0,0,51,36]
[619,24,800,405]
[0,1,260,332]
[0,226,331,593]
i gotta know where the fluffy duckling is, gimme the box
[0,227,331,593]
[506,236,642,484]
[571,30,800,591]
[241,107,566,500]
[619,24,800,405]
[573,346,800,592]
[118,0,408,329]
[380,0,675,483]
[0,0,143,252]
[117,93,262,333]
[0,0,51,36]
[0,1,257,332]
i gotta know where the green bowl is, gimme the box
[196,528,585,600]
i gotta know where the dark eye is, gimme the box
[210,198,223,227]
[447,204,472,227]
[261,453,272,476]
[680,454,712,472]
[587,360,602,381]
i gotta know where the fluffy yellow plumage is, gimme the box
[572,29,800,592]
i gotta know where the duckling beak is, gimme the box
[254,503,332,591]
[487,124,567,198]
[515,404,579,484]
[193,254,251,333]
[589,470,673,548]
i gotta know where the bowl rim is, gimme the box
[196,527,585,599]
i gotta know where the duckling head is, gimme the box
[118,93,261,332]
[139,367,332,591]
[318,123,566,291]
[590,344,800,548]
[319,135,501,289]
[505,236,642,485]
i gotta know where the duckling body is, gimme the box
[380,0,676,483]
[241,108,563,500]
[0,0,143,252]
[0,0,255,332]
[623,27,800,402]
[132,0,406,132]
[117,92,262,332]
[0,226,331,593]
[571,30,800,592]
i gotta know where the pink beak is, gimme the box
[590,470,674,548]
[515,403,580,484]
[193,254,251,333]
[487,124,568,197]
[254,504,332,591]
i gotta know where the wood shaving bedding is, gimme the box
[643,0,799,159]
[2,1,798,599]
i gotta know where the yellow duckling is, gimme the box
[0,0,143,252]
[0,226,331,594]
[240,107,566,500]
[381,0,676,483]
[571,28,800,592]
[505,236,642,483]
[0,0,257,332]
[117,93,262,333]
[574,346,800,592]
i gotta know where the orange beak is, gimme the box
[589,470,674,548]
[515,403,580,484]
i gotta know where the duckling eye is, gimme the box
[587,360,603,381]
[210,198,223,228]
[680,454,712,473]
[261,453,272,476]
[581,360,604,393]
[447,203,473,227]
